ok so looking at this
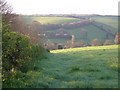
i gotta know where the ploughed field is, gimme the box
[28,45,118,88]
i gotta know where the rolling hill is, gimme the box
[32,17,81,24]
[23,15,118,46]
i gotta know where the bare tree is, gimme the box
[114,32,120,44]
[104,40,114,45]
[71,35,75,48]
[0,0,13,23]
[29,21,47,45]
[91,39,102,46]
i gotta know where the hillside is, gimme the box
[92,16,118,29]
[49,24,114,44]
[25,45,118,88]
[32,17,81,24]
[22,15,118,47]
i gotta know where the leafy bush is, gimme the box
[58,45,63,49]
[2,24,46,88]
[2,24,32,72]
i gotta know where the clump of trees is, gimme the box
[91,39,102,46]
[104,40,114,45]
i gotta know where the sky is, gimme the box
[7,0,119,15]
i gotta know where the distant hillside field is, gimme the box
[92,17,118,29]
[47,24,114,44]
[23,16,118,45]
[32,17,81,24]
[29,45,119,88]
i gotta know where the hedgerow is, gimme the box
[2,23,46,88]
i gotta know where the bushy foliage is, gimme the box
[58,45,63,49]
[91,39,102,46]
[104,40,114,45]
[2,24,46,88]
[31,44,45,59]
[114,32,120,44]
[2,24,32,72]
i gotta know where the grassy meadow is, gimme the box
[47,24,114,44]
[24,45,118,88]
[32,17,81,24]
[92,17,118,30]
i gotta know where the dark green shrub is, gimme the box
[46,48,50,52]
[2,24,33,86]
[2,24,32,72]
[2,23,47,88]
[58,45,63,49]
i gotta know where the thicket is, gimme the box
[2,23,46,88]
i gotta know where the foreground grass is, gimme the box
[24,45,118,88]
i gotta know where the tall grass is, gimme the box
[23,45,118,88]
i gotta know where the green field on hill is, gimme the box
[23,16,117,45]
[24,45,118,88]
[32,17,81,24]
[92,17,118,29]
[47,24,114,44]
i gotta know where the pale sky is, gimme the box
[7,0,119,15]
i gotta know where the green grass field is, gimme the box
[66,25,110,42]
[25,45,118,88]
[47,24,114,44]
[92,17,118,29]
[23,16,117,44]
[32,17,81,24]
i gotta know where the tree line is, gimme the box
[45,33,120,50]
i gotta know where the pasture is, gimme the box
[92,17,118,29]
[25,45,118,88]
[47,24,114,44]
[32,17,81,24]
[23,16,118,45]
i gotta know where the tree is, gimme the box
[71,35,75,48]
[114,32,120,44]
[91,39,102,46]
[0,0,13,23]
[104,40,114,45]
[65,40,72,48]
[58,45,63,49]
[29,21,46,45]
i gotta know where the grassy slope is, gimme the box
[32,17,81,24]
[66,25,109,42]
[25,16,117,44]
[92,17,118,30]
[48,24,114,44]
[27,45,118,88]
